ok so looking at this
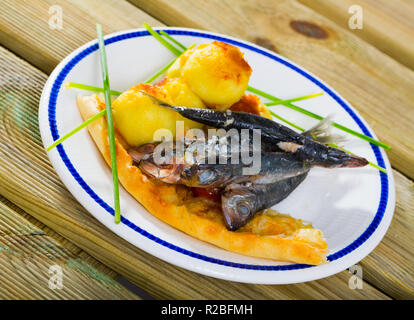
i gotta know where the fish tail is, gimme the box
[304,115,346,145]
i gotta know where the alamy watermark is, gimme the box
[48,265,63,290]
[348,264,363,289]
[48,5,63,30]
[151,121,262,175]
[348,5,363,30]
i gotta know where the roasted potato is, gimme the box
[229,94,272,119]
[113,81,206,146]
[112,84,179,146]
[167,41,252,110]
[166,46,201,78]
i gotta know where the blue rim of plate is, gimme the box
[48,29,388,271]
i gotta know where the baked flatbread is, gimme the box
[77,94,328,265]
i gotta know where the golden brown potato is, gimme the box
[112,84,179,146]
[166,46,203,78]
[112,81,207,146]
[167,41,252,110]
[230,94,272,119]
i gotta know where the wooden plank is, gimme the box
[0,0,161,74]
[359,170,414,299]
[0,196,138,299]
[129,0,414,181]
[0,196,117,278]
[0,45,390,299]
[297,0,414,70]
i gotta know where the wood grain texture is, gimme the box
[359,170,414,299]
[0,44,391,300]
[0,196,138,299]
[130,0,414,180]
[0,0,161,74]
[298,0,414,70]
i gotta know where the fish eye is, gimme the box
[236,202,250,217]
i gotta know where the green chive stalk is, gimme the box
[46,109,106,152]
[264,92,323,106]
[269,111,305,132]
[159,30,187,51]
[143,23,182,56]
[65,82,122,96]
[97,24,121,224]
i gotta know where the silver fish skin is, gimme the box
[143,91,368,169]
[137,148,311,188]
[180,152,311,187]
[221,172,308,231]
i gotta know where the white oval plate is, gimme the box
[39,27,395,284]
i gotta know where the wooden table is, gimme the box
[0,0,412,300]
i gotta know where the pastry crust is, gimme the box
[77,94,328,265]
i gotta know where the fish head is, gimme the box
[325,147,369,168]
[128,143,157,163]
[139,156,183,184]
[221,184,256,231]
[297,141,369,168]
